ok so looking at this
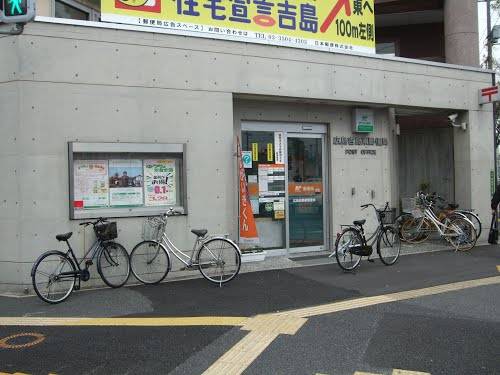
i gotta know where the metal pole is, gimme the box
[488,0,493,69]
[488,0,498,187]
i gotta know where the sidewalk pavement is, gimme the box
[1,241,497,320]
[0,239,475,298]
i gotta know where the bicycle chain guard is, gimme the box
[350,245,373,256]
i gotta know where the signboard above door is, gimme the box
[352,108,374,133]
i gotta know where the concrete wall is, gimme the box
[234,100,393,249]
[0,19,493,293]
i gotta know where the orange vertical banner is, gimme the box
[237,137,259,245]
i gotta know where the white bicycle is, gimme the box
[401,192,477,251]
[130,208,241,285]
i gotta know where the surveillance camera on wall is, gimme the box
[448,113,467,131]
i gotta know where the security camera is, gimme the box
[447,113,467,131]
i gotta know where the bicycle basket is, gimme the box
[142,216,165,241]
[379,208,396,225]
[401,198,423,217]
[94,222,117,241]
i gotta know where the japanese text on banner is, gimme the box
[101,0,375,53]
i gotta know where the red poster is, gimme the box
[237,137,259,244]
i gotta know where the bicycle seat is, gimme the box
[56,232,73,241]
[191,229,208,238]
[448,203,459,209]
[353,219,366,226]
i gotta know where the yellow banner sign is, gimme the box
[101,0,375,53]
[251,143,259,161]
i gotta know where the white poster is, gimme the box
[274,132,285,164]
[144,159,176,206]
[108,159,144,206]
[74,160,109,209]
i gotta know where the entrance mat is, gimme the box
[289,254,330,262]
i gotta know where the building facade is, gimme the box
[0,0,494,294]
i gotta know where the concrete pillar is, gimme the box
[444,0,479,66]
[454,108,494,241]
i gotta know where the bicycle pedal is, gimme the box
[85,260,93,267]
[367,258,375,263]
[74,285,80,290]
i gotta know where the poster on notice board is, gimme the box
[108,159,144,206]
[144,159,177,206]
[73,160,109,209]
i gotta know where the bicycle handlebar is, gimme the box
[360,202,389,212]
[78,217,107,227]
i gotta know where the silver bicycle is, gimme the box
[401,192,477,251]
[130,208,241,285]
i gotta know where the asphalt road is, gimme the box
[0,245,499,375]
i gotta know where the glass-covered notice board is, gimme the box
[68,142,186,219]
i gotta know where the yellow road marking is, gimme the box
[202,315,307,374]
[1,276,498,374]
[0,316,247,327]
[496,265,500,272]
[0,333,45,349]
[274,276,500,318]
[392,370,430,375]
[204,276,500,375]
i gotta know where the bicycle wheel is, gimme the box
[445,217,477,251]
[97,241,130,288]
[457,211,482,238]
[130,240,170,284]
[394,213,412,241]
[31,251,76,304]
[400,217,431,243]
[335,228,363,271]
[377,226,401,265]
[197,238,241,284]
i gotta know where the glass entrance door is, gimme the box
[240,122,327,255]
[287,134,325,252]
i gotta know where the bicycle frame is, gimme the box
[362,225,384,247]
[56,240,104,280]
[422,207,449,236]
[334,204,391,257]
[158,231,204,267]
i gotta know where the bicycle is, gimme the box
[397,194,481,242]
[332,202,401,271]
[400,192,477,251]
[432,195,482,239]
[31,218,130,304]
[130,208,241,285]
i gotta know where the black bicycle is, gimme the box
[31,218,130,304]
[333,202,401,271]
